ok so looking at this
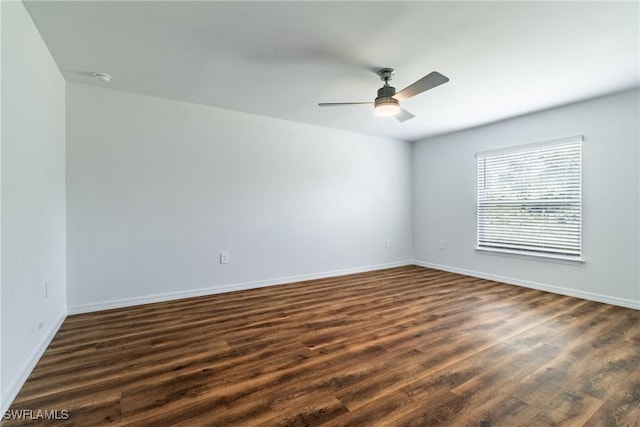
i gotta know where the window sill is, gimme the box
[475,247,585,265]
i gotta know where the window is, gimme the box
[476,136,583,261]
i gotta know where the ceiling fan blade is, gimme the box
[394,71,449,101]
[318,102,373,107]
[395,107,415,122]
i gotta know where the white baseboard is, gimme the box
[68,260,414,315]
[4,260,635,414]
[413,260,639,310]
[1,310,67,413]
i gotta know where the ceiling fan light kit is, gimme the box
[319,67,449,122]
[374,98,400,117]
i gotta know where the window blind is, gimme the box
[476,136,583,260]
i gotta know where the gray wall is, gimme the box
[413,90,640,308]
[66,83,413,312]
[1,1,67,409]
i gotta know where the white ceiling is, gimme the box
[24,1,639,142]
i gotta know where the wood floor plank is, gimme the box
[5,265,640,426]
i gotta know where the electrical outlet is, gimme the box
[220,252,230,264]
[438,240,446,250]
[385,239,391,248]
[45,281,48,299]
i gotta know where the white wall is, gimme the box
[66,83,413,312]
[413,89,640,309]
[1,1,67,410]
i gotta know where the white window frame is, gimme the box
[476,136,583,262]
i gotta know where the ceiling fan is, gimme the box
[318,68,449,122]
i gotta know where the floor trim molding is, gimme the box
[413,260,639,310]
[1,310,67,413]
[5,261,637,413]
[68,260,414,315]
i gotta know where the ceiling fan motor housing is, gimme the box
[375,85,398,107]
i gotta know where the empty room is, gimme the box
[1,1,639,425]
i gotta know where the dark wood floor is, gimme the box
[5,266,640,426]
